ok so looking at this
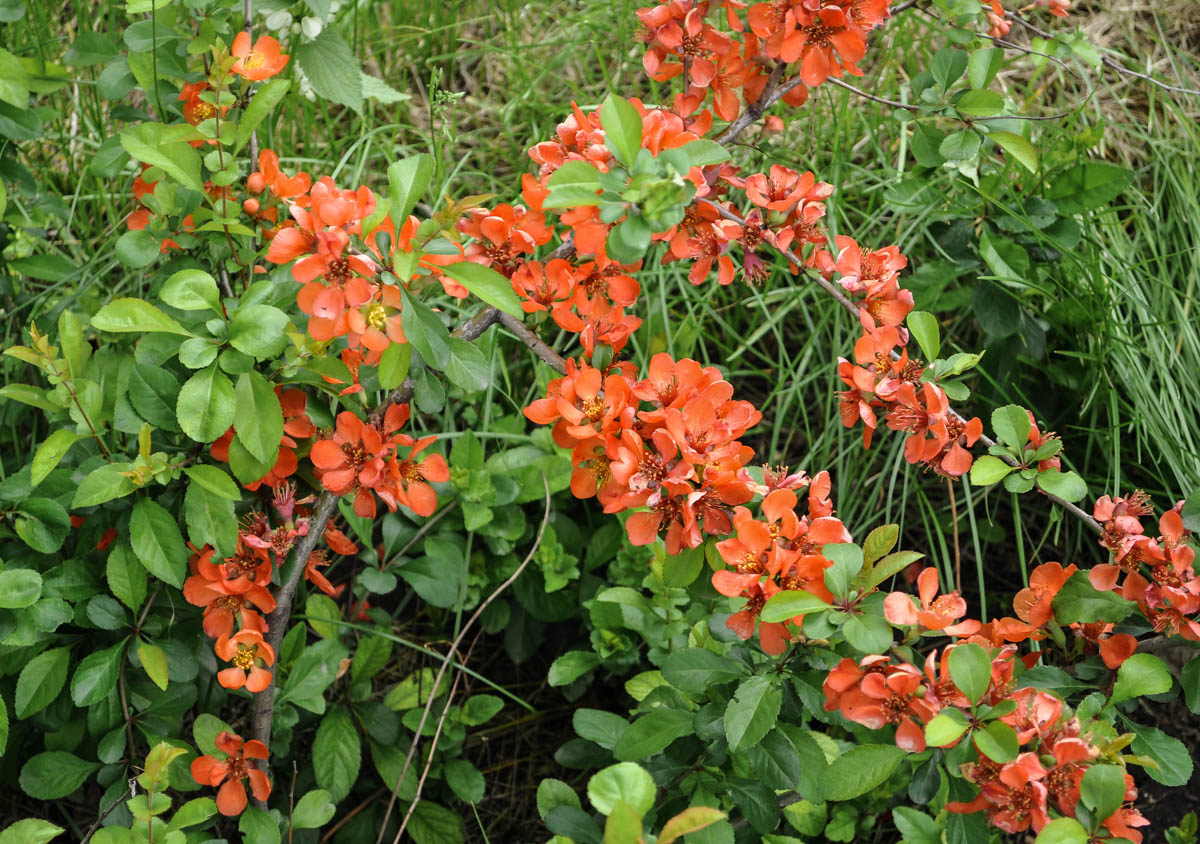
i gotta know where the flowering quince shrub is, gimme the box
[0,0,1198,842]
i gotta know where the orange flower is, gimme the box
[230,32,289,81]
[190,730,271,816]
[215,629,275,692]
[389,436,450,517]
[884,567,981,635]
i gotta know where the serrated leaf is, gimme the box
[296,30,362,112]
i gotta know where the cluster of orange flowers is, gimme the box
[635,0,891,125]
[181,492,360,696]
[524,353,762,551]
[825,641,1147,840]
[1091,493,1199,640]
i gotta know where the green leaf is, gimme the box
[1079,764,1126,824]
[0,820,63,844]
[396,540,464,608]
[314,706,361,804]
[1036,469,1087,503]
[0,568,42,609]
[678,138,729,167]
[613,709,693,761]
[445,337,492,393]
[968,47,1004,89]
[165,798,218,832]
[1046,162,1132,214]
[548,651,600,687]
[114,228,160,268]
[192,712,234,756]
[14,498,71,553]
[0,47,29,109]
[440,261,524,318]
[989,131,1038,174]
[969,454,1014,486]
[931,47,968,92]
[128,363,181,431]
[461,694,503,725]
[823,542,864,598]
[93,297,194,336]
[857,550,924,593]
[759,590,833,623]
[662,544,704,587]
[233,371,283,464]
[378,340,412,390]
[972,720,1019,763]
[862,524,899,566]
[661,647,747,692]
[537,779,581,821]
[599,94,642,167]
[119,122,203,191]
[130,498,188,588]
[185,480,236,558]
[1129,722,1193,786]
[138,641,169,691]
[408,801,464,844]
[905,311,940,362]
[445,759,486,804]
[19,752,101,799]
[177,364,236,443]
[605,214,651,264]
[604,801,643,844]
[238,807,281,844]
[279,639,350,709]
[587,762,654,816]
[1182,654,1200,714]
[1052,571,1137,625]
[183,464,241,500]
[891,807,941,844]
[956,89,1004,117]
[842,614,893,654]
[1110,653,1172,705]
[387,153,435,222]
[948,643,992,705]
[1034,818,1088,844]
[924,710,970,747]
[107,543,147,612]
[725,676,781,752]
[72,462,136,507]
[939,130,981,161]
[296,30,362,113]
[291,789,337,829]
[71,640,126,706]
[821,744,906,802]
[573,709,630,750]
[15,646,69,718]
[237,78,290,151]
[991,405,1031,447]
[398,286,451,369]
[229,304,289,360]
[161,269,221,312]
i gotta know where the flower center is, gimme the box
[365,302,388,330]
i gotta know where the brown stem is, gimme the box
[248,306,506,762]
[498,312,568,375]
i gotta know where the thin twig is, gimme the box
[826,77,919,111]
[394,632,481,842]
[1009,13,1200,96]
[79,787,131,844]
[948,478,961,594]
[377,476,553,843]
[716,62,787,144]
